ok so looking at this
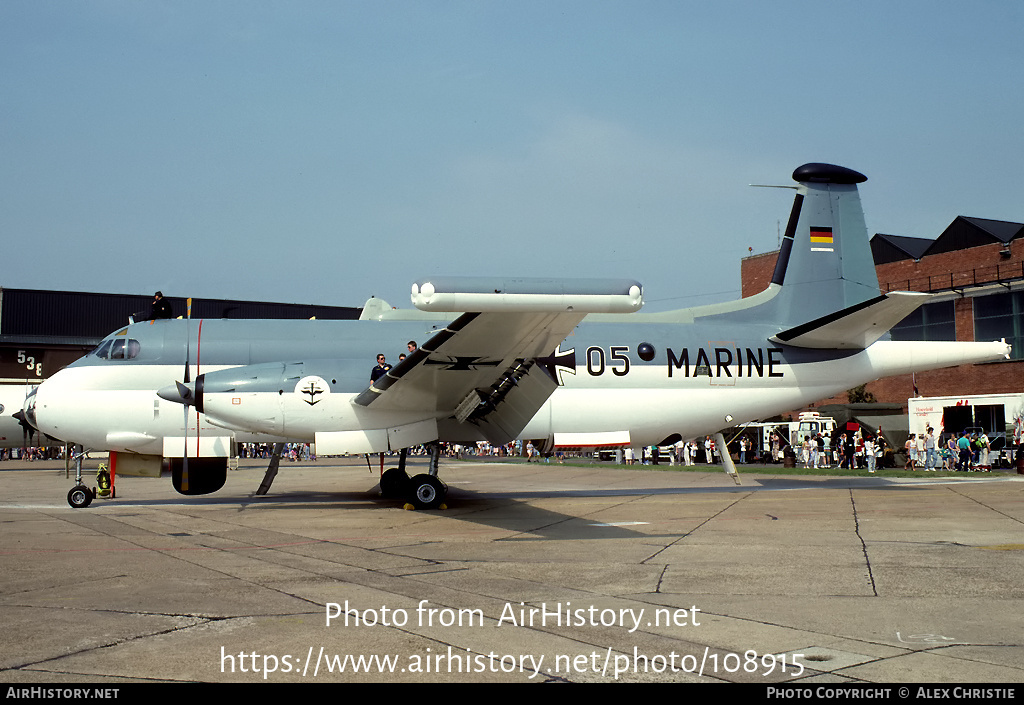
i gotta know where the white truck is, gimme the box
[746,411,837,462]
[790,411,837,447]
[908,392,1024,467]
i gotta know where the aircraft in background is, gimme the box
[0,384,46,449]
[22,163,1010,508]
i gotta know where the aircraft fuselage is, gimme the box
[29,315,1005,455]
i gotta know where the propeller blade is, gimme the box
[176,380,194,403]
[13,410,33,446]
[184,332,191,384]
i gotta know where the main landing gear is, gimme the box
[379,444,448,510]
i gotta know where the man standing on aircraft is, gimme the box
[135,291,172,322]
[407,341,417,354]
[370,354,391,384]
[150,292,172,319]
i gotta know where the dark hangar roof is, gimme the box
[0,288,360,339]
[870,216,1023,263]
[925,216,1024,256]
[870,233,934,264]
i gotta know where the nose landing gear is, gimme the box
[65,446,114,508]
[67,484,93,508]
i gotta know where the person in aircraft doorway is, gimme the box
[370,354,391,385]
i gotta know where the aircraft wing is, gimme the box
[354,277,643,445]
[771,291,931,349]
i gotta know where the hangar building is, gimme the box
[742,215,1024,410]
[0,288,360,385]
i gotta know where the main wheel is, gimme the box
[408,474,447,510]
[380,467,411,498]
[67,485,93,509]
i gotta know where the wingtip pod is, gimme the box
[411,277,643,314]
[792,163,867,185]
[999,338,1013,360]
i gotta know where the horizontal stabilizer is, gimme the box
[771,291,932,349]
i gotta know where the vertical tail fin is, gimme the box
[751,163,881,327]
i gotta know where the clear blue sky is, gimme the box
[2,1,1021,312]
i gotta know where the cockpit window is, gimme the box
[90,338,141,360]
[91,341,112,358]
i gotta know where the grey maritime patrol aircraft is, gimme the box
[1,384,42,449]
[21,163,1010,509]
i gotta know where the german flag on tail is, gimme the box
[810,226,834,251]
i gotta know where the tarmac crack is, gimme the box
[942,485,1024,527]
[1,613,220,673]
[654,564,669,593]
[33,509,395,612]
[849,489,878,597]
[640,493,752,568]
[490,492,656,541]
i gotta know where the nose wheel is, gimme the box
[67,485,94,508]
[65,444,99,508]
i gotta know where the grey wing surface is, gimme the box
[354,311,584,444]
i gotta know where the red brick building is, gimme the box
[741,216,1024,411]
